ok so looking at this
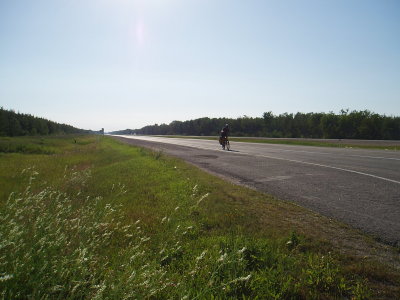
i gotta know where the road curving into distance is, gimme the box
[113,135,400,246]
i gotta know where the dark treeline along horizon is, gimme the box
[113,110,400,140]
[0,108,87,137]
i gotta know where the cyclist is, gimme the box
[219,124,230,149]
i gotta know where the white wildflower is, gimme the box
[122,225,131,232]
[0,274,13,282]
[238,274,252,282]
[93,282,107,300]
[128,270,136,280]
[218,253,227,262]
[197,193,209,205]
[140,237,150,242]
[130,251,145,262]
[50,285,64,292]
[230,274,252,284]
[196,250,207,261]
[238,247,247,254]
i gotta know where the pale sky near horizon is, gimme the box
[1,0,399,132]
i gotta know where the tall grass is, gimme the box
[1,167,371,299]
[1,135,397,298]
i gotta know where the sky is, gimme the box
[0,0,399,132]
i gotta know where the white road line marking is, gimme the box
[258,155,400,185]
[225,150,400,185]
[349,154,400,161]
[166,137,400,161]
[117,136,400,185]
[256,149,400,161]
[183,143,400,185]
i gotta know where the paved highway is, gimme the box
[114,135,400,246]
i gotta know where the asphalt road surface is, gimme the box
[113,135,400,246]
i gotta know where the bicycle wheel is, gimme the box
[226,140,230,151]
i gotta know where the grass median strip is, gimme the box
[0,135,399,299]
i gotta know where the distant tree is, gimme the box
[305,113,323,138]
[320,113,339,138]
[382,117,400,140]
[0,108,86,137]
[9,116,23,136]
[110,109,399,140]
[262,111,274,135]
[0,108,10,136]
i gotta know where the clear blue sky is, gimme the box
[1,0,399,131]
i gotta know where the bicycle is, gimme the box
[219,136,230,151]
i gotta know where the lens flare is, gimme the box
[135,19,145,47]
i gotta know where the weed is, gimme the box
[1,169,368,299]
[0,135,397,299]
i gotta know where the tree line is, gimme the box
[0,108,87,137]
[112,110,400,140]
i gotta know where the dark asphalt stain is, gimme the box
[194,155,218,159]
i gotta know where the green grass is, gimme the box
[0,135,399,299]
[0,135,90,155]
[159,135,400,150]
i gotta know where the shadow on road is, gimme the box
[226,149,240,153]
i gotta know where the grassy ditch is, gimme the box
[0,135,399,299]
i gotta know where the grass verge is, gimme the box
[0,135,399,299]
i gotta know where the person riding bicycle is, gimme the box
[219,124,230,149]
